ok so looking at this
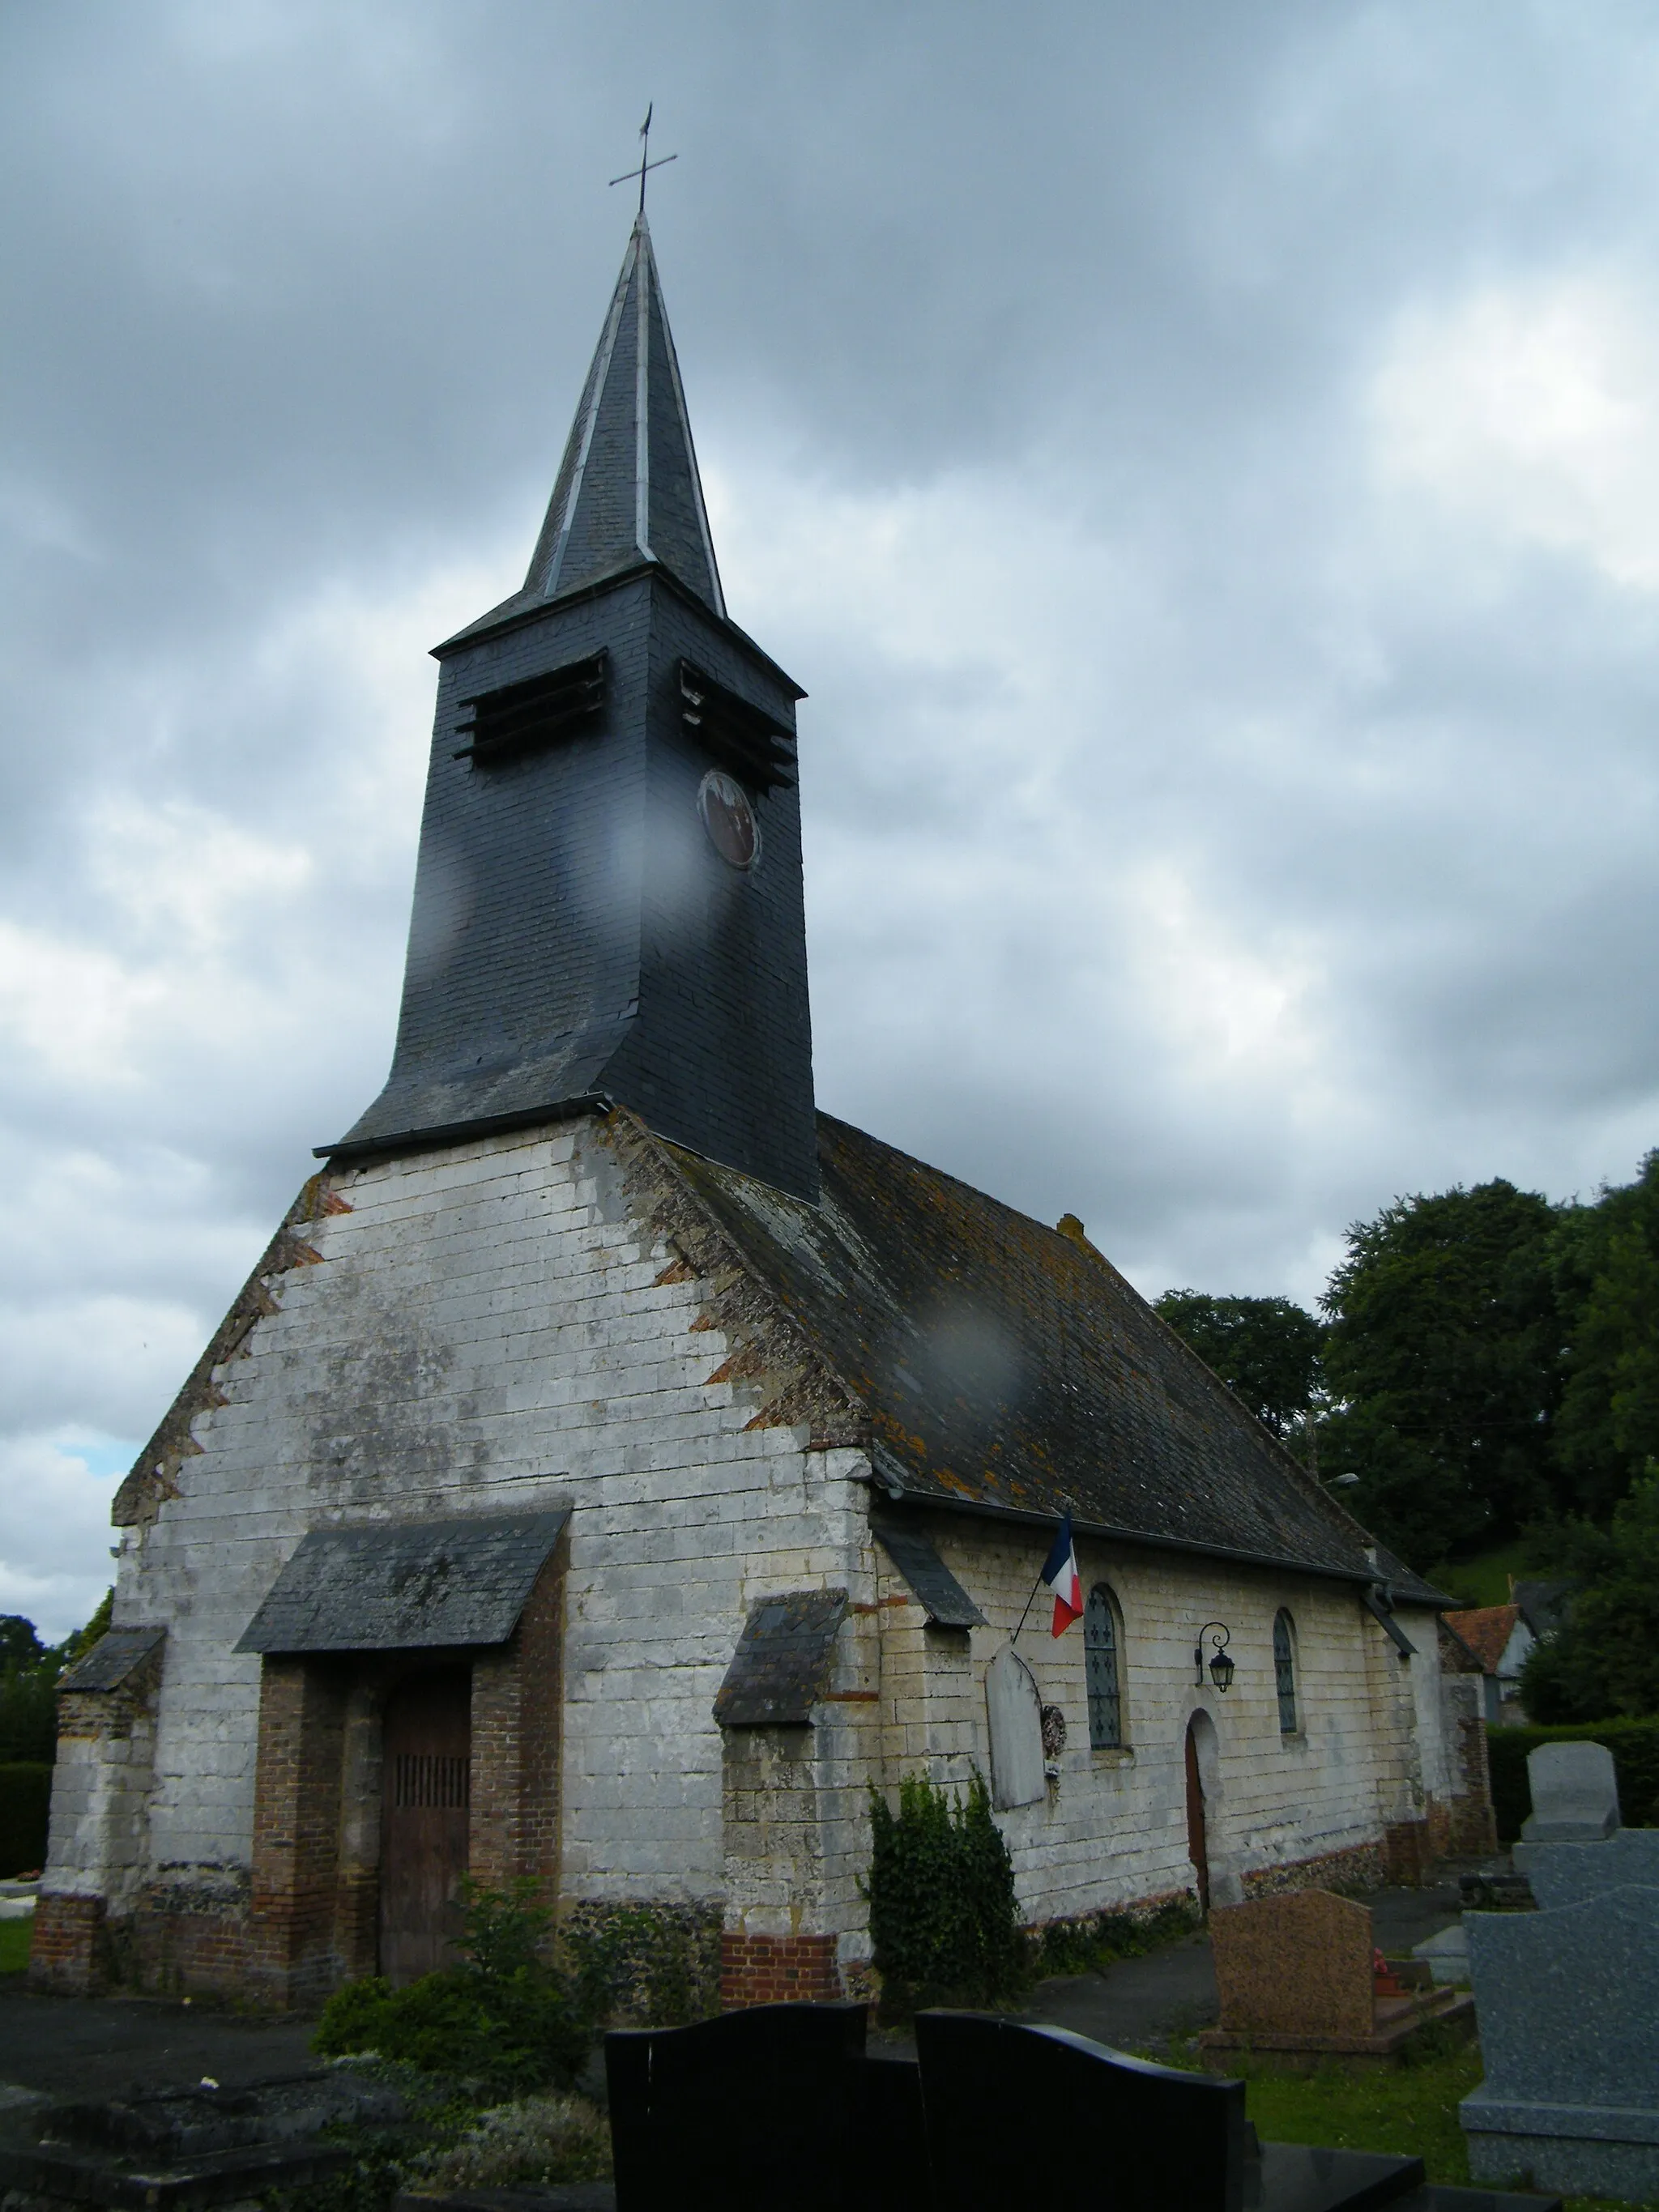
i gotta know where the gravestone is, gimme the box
[1201,1888,1473,2066]
[605,2001,925,2212]
[1411,1920,1470,1987]
[1513,1825,1659,1906]
[1209,1890,1374,2040]
[984,1643,1045,1809]
[1520,1740,1620,1843]
[911,2009,1512,2211]
[1461,1883,1659,2199]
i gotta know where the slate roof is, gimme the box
[236,1511,569,1655]
[714,1589,849,1725]
[58,1625,165,1694]
[444,215,724,649]
[667,1115,1433,1591]
[871,1514,987,1628]
[1441,1604,1528,1675]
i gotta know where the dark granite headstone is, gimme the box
[605,2001,869,2212]
[915,2011,1247,2210]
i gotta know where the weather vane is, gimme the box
[609,104,677,217]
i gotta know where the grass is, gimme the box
[1429,1540,1532,1609]
[1161,2037,1654,2212]
[0,1916,32,1973]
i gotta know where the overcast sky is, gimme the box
[4,0,1657,1636]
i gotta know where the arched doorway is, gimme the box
[380,1666,472,1984]
[1184,1712,1213,1911]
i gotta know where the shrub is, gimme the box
[412,2093,609,2190]
[0,1762,51,1877]
[1486,1716,1659,1841]
[313,1880,588,2095]
[866,1771,1021,2015]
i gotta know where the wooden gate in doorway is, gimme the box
[1184,1718,1210,1912]
[380,1667,471,1984]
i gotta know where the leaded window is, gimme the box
[1273,1608,1298,1734]
[1085,1583,1123,1749]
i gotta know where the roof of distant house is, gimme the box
[1441,1604,1527,1674]
[1512,1578,1572,1639]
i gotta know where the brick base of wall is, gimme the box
[130,1907,250,2000]
[720,1931,841,2008]
[28,1891,106,1993]
[1382,1818,1435,1887]
[1241,1839,1387,1900]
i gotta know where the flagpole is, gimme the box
[1011,1563,1047,1646]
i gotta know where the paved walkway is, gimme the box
[0,1880,1468,2103]
[0,1977,316,2103]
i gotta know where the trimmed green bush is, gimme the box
[1486,1717,1659,1841]
[313,1879,589,2095]
[0,1762,51,1877]
[866,1771,1021,2015]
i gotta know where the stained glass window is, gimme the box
[1273,1609,1298,1734]
[1085,1583,1123,1749]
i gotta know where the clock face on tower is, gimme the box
[697,768,760,870]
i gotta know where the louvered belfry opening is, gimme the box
[453,650,608,765]
[678,660,796,790]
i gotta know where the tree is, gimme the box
[1550,1151,1659,1524]
[1521,1472,1659,1722]
[0,1591,114,1764]
[1319,1180,1562,1569]
[0,1618,46,1672]
[1153,1291,1325,1439]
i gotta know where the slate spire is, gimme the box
[454,217,725,642]
[530,213,725,613]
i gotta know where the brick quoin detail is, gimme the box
[719,1932,841,2009]
[29,1892,106,1993]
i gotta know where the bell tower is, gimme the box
[327,216,818,1201]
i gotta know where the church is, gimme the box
[32,215,1494,2010]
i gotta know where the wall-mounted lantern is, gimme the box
[1195,1622,1235,1693]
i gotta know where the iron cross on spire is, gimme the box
[609,104,678,216]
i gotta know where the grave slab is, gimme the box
[1461,1882,1659,2198]
[1519,1740,1620,1843]
[0,2067,403,2212]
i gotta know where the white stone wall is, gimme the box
[41,1706,158,1910]
[869,1517,1425,1925]
[111,1118,871,1912]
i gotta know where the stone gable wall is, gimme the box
[62,1116,874,1997]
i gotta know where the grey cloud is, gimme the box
[3,1,1658,1630]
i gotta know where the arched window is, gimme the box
[1085,1583,1124,1749]
[1273,1609,1298,1735]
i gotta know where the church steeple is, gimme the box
[450,218,725,641]
[326,221,818,1202]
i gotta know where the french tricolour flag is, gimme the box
[1042,1512,1083,1636]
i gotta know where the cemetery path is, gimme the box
[1009,1880,1465,2057]
[0,1977,316,2103]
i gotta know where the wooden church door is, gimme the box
[380,1667,472,1984]
[1184,1719,1210,1912]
